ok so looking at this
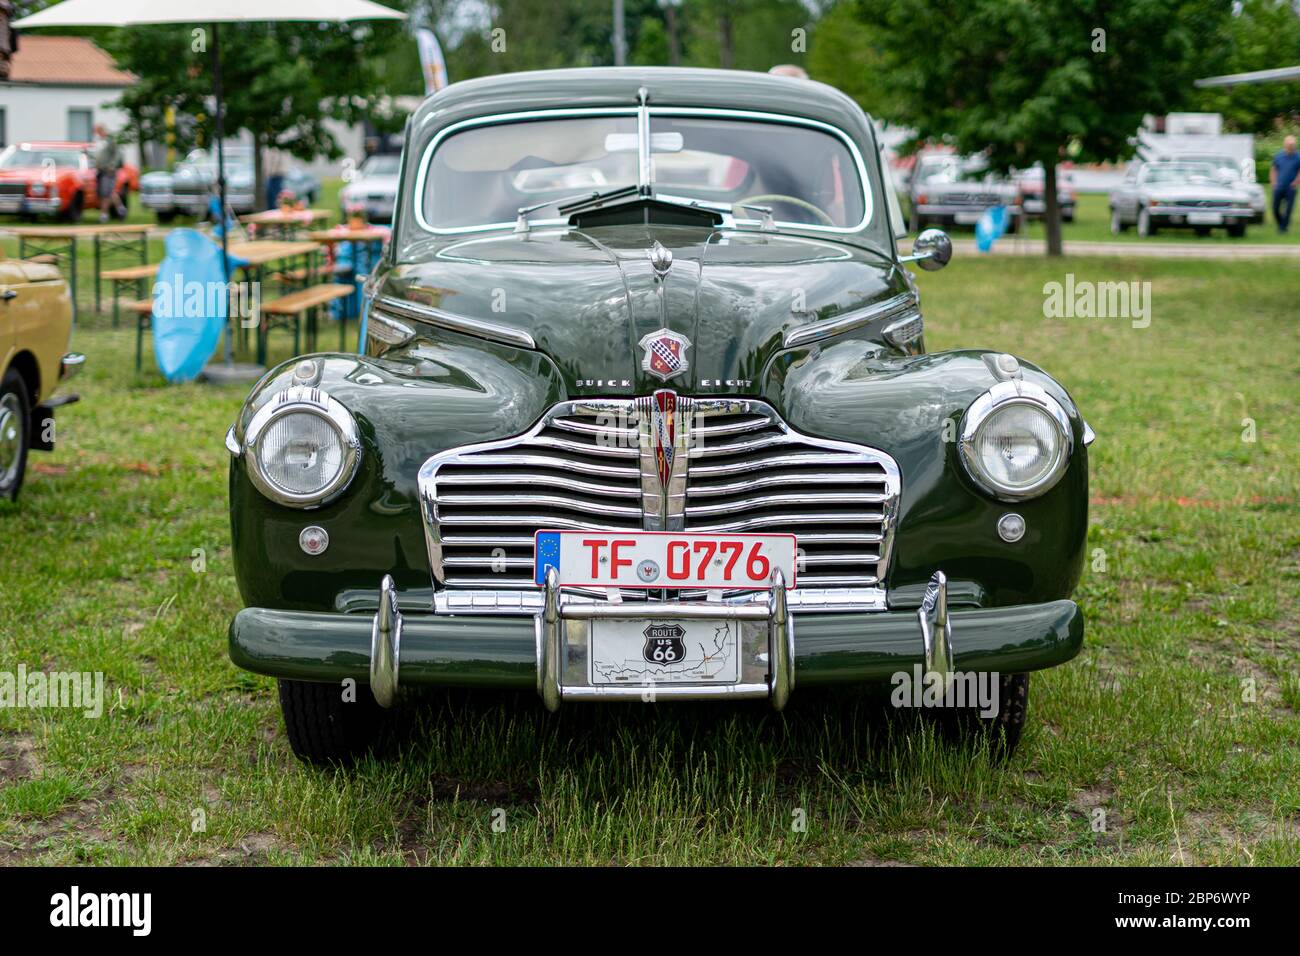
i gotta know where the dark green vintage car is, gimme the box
[226,67,1092,763]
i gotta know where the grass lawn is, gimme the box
[1,253,1296,866]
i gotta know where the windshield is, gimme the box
[1143,163,1219,185]
[1173,156,1240,179]
[421,112,868,230]
[362,155,400,176]
[0,146,82,169]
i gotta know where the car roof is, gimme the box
[411,66,875,145]
[13,141,88,150]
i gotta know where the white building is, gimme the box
[0,34,141,164]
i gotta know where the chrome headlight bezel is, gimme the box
[243,386,362,509]
[958,380,1073,502]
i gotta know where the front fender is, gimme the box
[763,343,1089,608]
[228,336,564,611]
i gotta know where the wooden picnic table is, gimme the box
[304,226,390,245]
[6,223,153,322]
[124,238,327,371]
[224,240,326,364]
[239,208,333,239]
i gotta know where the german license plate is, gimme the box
[1188,211,1222,225]
[589,617,741,685]
[954,211,983,224]
[534,531,796,589]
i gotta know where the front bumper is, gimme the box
[0,195,62,215]
[229,572,1084,709]
[1149,206,1252,225]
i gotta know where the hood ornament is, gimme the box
[648,241,673,279]
[639,328,691,382]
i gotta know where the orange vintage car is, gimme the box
[0,141,139,222]
[0,259,82,500]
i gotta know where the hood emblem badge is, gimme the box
[639,328,691,382]
[650,389,677,487]
[648,241,673,278]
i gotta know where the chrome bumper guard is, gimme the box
[536,567,793,711]
[366,570,957,709]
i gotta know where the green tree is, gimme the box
[808,1,900,119]
[855,0,1234,254]
[102,12,409,201]
[1194,0,1300,133]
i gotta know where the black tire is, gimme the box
[1227,224,1246,239]
[0,368,31,502]
[1137,206,1156,237]
[1193,225,1211,237]
[155,210,176,224]
[277,678,385,764]
[63,192,84,224]
[927,672,1030,761]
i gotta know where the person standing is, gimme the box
[265,147,287,211]
[1270,135,1300,234]
[92,124,124,222]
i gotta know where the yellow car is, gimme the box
[0,259,82,501]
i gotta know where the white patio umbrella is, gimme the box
[13,0,406,372]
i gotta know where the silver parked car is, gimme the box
[1109,161,1253,238]
[908,153,1022,233]
[140,147,320,223]
[1157,153,1265,224]
[338,153,400,223]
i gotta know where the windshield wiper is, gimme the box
[514,186,640,234]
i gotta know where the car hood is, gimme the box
[0,167,55,181]
[380,225,907,396]
[347,174,399,194]
[1144,183,1248,203]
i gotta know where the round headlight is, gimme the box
[243,387,360,508]
[959,381,1072,501]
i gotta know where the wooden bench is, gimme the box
[103,263,160,329]
[257,283,355,362]
[123,299,155,370]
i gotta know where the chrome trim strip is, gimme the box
[224,425,241,457]
[373,295,536,350]
[411,105,874,236]
[783,292,919,350]
[1083,421,1096,447]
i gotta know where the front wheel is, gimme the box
[1137,206,1156,237]
[0,369,31,502]
[62,192,84,223]
[925,672,1030,761]
[155,210,176,224]
[278,678,386,764]
[1227,223,1246,238]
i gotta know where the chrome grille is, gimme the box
[418,398,900,607]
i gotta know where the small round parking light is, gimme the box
[997,513,1026,543]
[299,525,330,556]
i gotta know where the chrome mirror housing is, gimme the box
[900,228,952,271]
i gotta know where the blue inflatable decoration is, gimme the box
[975,205,1008,252]
[150,228,247,383]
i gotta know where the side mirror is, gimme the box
[900,228,952,271]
